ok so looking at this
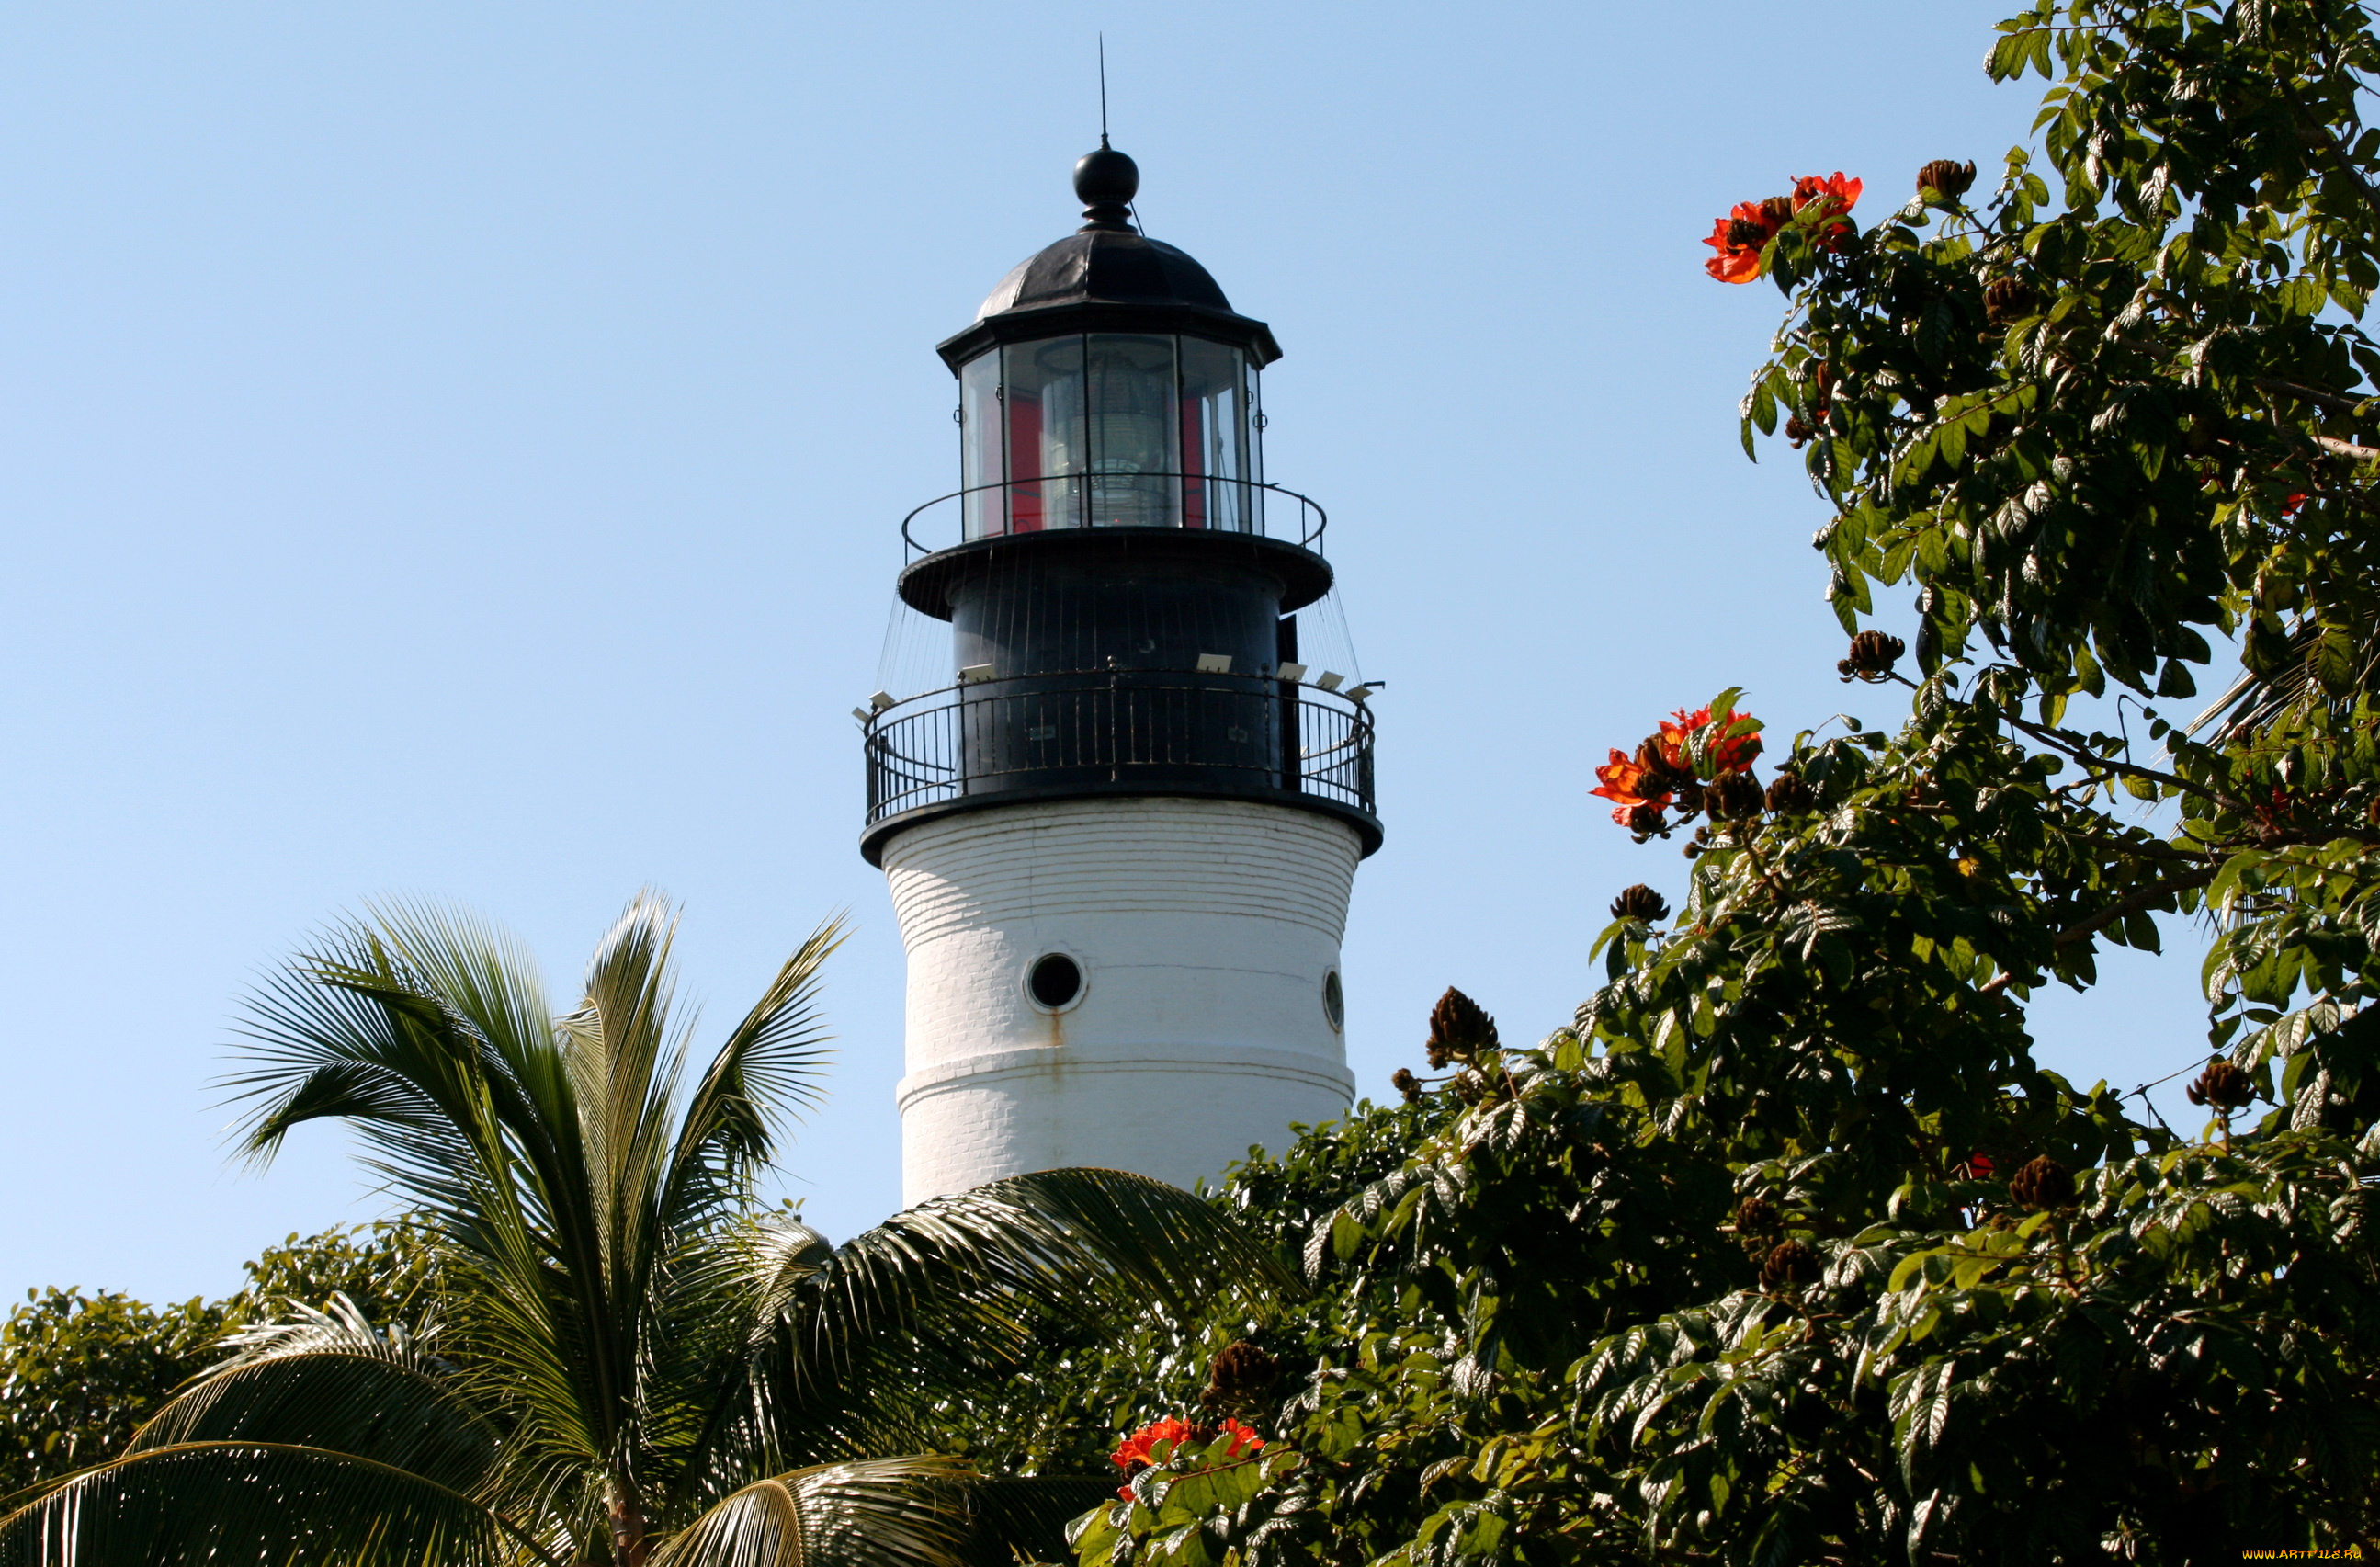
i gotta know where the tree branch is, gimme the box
[2251,376,2373,414]
[1997,707,2230,808]
[2048,868,2218,949]
[1978,866,2219,996]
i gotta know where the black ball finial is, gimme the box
[1074,142,1139,232]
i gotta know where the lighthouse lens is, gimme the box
[978,334,1263,536]
[1029,953,1084,1009]
[1084,334,1180,526]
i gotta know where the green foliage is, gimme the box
[1053,4,2380,1563]
[1068,1430,1309,1567]
[0,1221,431,1503]
[0,1289,215,1504]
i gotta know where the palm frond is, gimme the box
[0,1442,553,1567]
[128,1296,501,1498]
[650,1456,975,1567]
[565,889,694,1257]
[221,903,631,1524]
[2191,616,2380,742]
[221,927,489,1197]
[669,916,847,1208]
[814,1168,1287,1349]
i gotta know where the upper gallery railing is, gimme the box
[899,474,1329,560]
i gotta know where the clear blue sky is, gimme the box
[0,2,2219,1305]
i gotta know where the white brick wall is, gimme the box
[881,795,1361,1201]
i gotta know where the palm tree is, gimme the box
[0,892,1270,1566]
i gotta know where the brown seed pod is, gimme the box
[1837,630,1906,680]
[1709,771,1767,820]
[1760,1239,1822,1291]
[2008,1154,2076,1211]
[1610,883,1671,923]
[1199,1340,1279,1415]
[1984,275,2037,325]
[1425,986,1499,1069]
[1633,736,1695,793]
[1918,158,1977,199]
[1734,1196,1782,1236]
[1626,802,1669,839]
[2185,1060,2256,1112]
[1391,1067,1422,1104]
[1764,772,1816,815]
[1785,415,1814,447]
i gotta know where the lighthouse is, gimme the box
[860,144,1381,1204]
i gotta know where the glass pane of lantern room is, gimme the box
[1084,334,1180,527]
[959,351,1003,539]
[1178,336,1252,532]
[1003,335,1087,531]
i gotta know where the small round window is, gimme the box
[1028,952,1084,1011]
[1322,970,1345,1031]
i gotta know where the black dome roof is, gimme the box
[976,229,1234,319]
[935,144,1280,372]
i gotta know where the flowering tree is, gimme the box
[1048,3,2380,1562]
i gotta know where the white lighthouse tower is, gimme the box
[860,144,1381,1204]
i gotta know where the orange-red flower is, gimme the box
[1109,1417,1264,1499]
[1111,1417,1195,1479]
[1660,706,1762,776]
[1215,1419,1264,1459]
[1703,175,1864,282]
[1790,172,1863,249]
[1592,748,1672,824]
[1702,202,1781,284]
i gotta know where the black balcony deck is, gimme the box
[858,668,1379,865]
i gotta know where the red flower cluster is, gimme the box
[1589,750,1670,823]
[1591,705,1762,826]
[1702,173,1864,284]
[1108,1417,1264,1500]
[1667,704,1763,775]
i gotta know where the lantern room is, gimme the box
[956,331,1261,537]
[934,140,1284,541]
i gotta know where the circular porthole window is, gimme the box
[1322,970,1345,1031]
[1027,952,1085,1011]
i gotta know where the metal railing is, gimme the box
[899,474,1329,560]
[862,668,1374,826]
